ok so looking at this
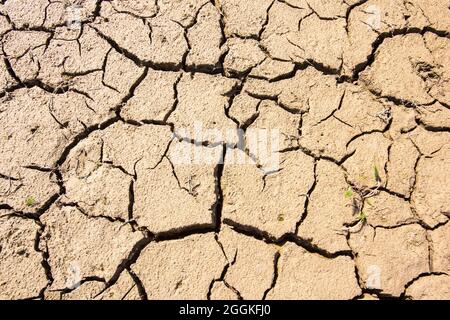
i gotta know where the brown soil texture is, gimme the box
[0,0,449,300]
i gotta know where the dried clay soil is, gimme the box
[0,0,449,300]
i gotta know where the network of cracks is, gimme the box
[0,0,449,300]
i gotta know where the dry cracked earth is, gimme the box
[0,0,449,300]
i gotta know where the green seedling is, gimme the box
[25,196,36,207]
[357,211,367,222]
[373,165,381,183]
[344,187,354,199]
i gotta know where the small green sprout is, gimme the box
[357,211,367,222]
[344,187,354,199]
[373,165,381,183]
[25,196,36,207]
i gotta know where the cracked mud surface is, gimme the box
[0,0,449,300]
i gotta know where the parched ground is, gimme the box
[0,0,449,300]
